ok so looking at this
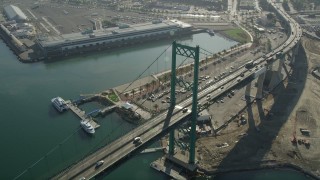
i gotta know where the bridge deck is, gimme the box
[66,101,100,129]
[53,64,248,180]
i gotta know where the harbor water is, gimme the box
[0,33,311,179]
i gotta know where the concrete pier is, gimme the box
[256,72,266,99]
[150,158,187,180]
[245,82,252,97]
[291,41,300,64]
[278,56,285,73]
[65,101,100,129]
[150,152,197,180]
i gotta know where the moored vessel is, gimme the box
[51,97,68,112]
[80,120,95,134]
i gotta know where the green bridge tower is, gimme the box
[169,41,199,164]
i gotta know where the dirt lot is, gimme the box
[196,37,320,177]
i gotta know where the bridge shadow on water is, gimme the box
[214,44,308,172]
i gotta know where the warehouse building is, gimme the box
[37,20,192,58]
[3,5,28,23]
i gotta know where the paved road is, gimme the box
[53,1,302,179]
[228,0,238,21]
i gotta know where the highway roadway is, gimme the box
[53,1,302,179]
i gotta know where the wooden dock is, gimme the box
[65,101,100,129]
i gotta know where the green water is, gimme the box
[0,33,236,179]
[0,33,312,180]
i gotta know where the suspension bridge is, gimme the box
[13,0,302,179]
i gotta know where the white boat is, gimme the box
[51,97,68,112]
[80,120,95,134]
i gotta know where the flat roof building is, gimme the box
[37,20,192,58]
[3,5,28,23]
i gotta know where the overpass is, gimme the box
[52,1,302,179]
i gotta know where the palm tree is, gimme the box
[145,83,150,93]
[153,104,159,112]
[131,89,135,98]
[158,76,163,83]
[164,74,169,82]
[151,80,157,90]
[124,93,129,100]
[205,57,208,70]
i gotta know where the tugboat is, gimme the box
[206,29,215,36]
[80,120,95,134]
[51,97,68,112]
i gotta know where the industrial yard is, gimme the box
[0,0,243,62]
[0,1,189,61]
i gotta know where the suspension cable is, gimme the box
[200,47,214,55]
[118,44,172,96]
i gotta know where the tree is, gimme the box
[102,20,117,28]
[153,104,159,112]
[282,0,290,11]
[223,49,227,54]
[266,39,272,52]
[266,13,275,20]
[145,83,150,92]
[124,93,129,100]
[164,74,169,82]
[151,80,157,90]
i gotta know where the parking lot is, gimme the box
[3,0,159,36]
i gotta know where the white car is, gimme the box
[133,137,142,145]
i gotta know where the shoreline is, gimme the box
[217,31,241,43]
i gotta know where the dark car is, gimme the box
[133,137,142,145]
[95,160,104,169]
[182,108,188,113]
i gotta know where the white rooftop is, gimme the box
[39,20,192,47]
[4,5,27,21]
